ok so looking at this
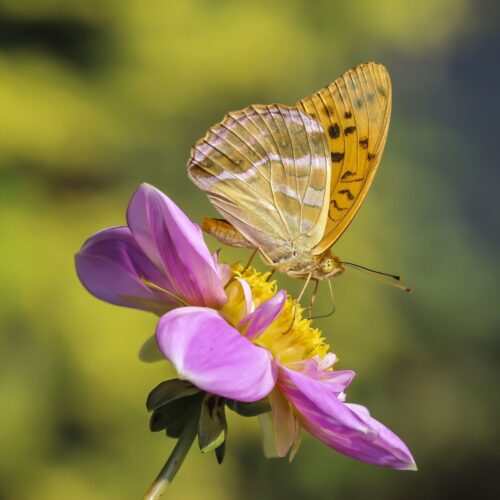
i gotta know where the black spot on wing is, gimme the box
[367,152,376,160]
[344,111,352,119]
[341,170,355,180]
[328,123,341,139]
[331,152,345,162]
[338,189,354,200]
[344,126,356,136]
[331,199,348,212]
[359,137,369,149]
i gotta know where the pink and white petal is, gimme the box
[258,412,279,458]
[75,226,174,314]
[346,403,371,420]
[315,352,338,370]
[212,250,232,286]
[259,388,300,459]
[240,290,286,340]
[220,278,253,327]
[127,184,227,308]
[278,365,416,470]
[343,403,417,470]
[278,365,369,434]
[315,369,356,389]
[284,358,355,394]
[156,307,277,402]
[236,278,254,315]
[289,412,302,462]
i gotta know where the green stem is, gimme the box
[143,414,198,500]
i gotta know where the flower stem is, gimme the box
[143,414,198,500]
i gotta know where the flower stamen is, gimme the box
[141,277,190,306]
[231,265,330,365]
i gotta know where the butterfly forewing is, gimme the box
[295,62,392,254]
[187,104,331,261]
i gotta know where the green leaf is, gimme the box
[215,440,226,465]
[226,397,271,417]
[166,420,185,439]
[198,395,227,454]
[150,397,191,432]
[138,334,164,363]
[146,379,199,411]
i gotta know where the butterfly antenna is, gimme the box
[341,262,402,281]
[341,262,412,292]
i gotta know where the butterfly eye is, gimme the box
[321,258,335,275]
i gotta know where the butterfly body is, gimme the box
[263,246,345,281]
[188,63,391,283]
[201,216,344,280]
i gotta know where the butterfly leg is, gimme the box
[284,273,312,333]
[243,248,259,272]
[310,279,336,320]
[265,270,275,282]
[296,273,312,308]
[307,279,320,318]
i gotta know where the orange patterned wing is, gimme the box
[187,104,331,263]
[295,62,392,255]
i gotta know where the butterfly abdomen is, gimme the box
[201,217,256,249]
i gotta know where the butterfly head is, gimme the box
[317,253,345,280]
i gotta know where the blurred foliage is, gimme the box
[1,0,499,499]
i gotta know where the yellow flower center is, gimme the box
[220,264,330,365]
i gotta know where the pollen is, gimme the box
[232,263,276,307]
[232,264,330,365]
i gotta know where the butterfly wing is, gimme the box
[187,104,331,262]
[295,62,392,255]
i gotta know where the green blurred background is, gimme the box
[1,1,498,498]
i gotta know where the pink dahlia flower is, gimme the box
[156,275,416,470]
[75,183,416,471]
[75,183,230,315]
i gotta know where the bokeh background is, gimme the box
[1,1,499,499]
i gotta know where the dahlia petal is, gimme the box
[279,365,368,433]
[236,278,254,316]
[127,184,227,307]
[212,250,232,286]
[220,278,253,327]
[156,307,277,402]
[75,226,174,314]
[343,403,417,470]
[240,290,286,340]
[261,390,300,458]
[285,358,355,393]
[315,352,338,370]
[278,365,416,469]
[258,412,279,458]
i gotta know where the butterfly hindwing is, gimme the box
[187,104,331,261]
[295,62,392,254]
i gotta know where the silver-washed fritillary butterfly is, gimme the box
[187,62,409,298]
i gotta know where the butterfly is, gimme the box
[187,62,405,299]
